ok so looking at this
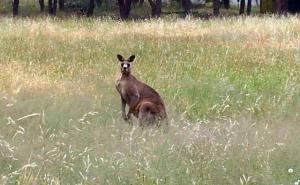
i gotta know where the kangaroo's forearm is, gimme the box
[121,98,130,121]
[121,98,126,114]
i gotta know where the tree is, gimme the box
[239,0,245,14]
[260,0,288,13]
[260,0,274,13]
[53,0,57,14]
[276,0,287,14]
[240,0,252,15]
[39,0,45,11]
[95,0,102,7]
[12,0,19,16]
[148,0,161,18]
[213,0,220,16]
[224,0,230,9]
[132,0,139,6]
[139,0,144,6]
[87,0,95,16]
[59,0,65,11]
[48,0,57,15]
[48,0,54,14]
[247,0,252,14]
[182,0,191,16]
[118,0,132,19]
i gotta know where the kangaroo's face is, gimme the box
[117,54,135,75]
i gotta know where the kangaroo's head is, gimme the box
[117,54,135,75]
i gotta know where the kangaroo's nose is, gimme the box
[122,63,129,70]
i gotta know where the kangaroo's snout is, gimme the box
[121,63,130,72]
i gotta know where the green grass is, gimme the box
[0,16,300,185]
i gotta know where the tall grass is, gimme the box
[0,16,300,184]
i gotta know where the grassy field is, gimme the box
[0,15,300,185]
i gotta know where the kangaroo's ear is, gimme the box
[128,55,135,62]
[117,54,125,62]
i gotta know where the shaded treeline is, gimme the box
[10,0,193,17]
[10,0,287,19]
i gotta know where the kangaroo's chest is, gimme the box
[115,79,122,92]
[115,74,124,93]
[116,79,140,103]
[116,80,129,96]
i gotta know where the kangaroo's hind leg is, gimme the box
[138,102,156,126]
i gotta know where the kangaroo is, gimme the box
[115,54,167,125]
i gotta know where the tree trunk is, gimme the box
[87,0,95,16]
[118,0,125,19]
[139,0,144,6]
[247,0,252,14]
[213,0,220,16]
[125,0,132,18]
[148,0,161,18]
[59,0,64,11]
[53,0,57,14]
[39,0,44,12]
[12,0,19,16]
[132,0,139,6]
[283,0,288,13]
[118,0,132,19]
[276,0,288,14]
[239,0,245,14]
[95,0,102,7]
[48,0,57,15]
[260,0,274,13]
[106,0,112,8]
[276,0,282,13]
[48,0,54,14]
[182,0,191,16]
[224,0,230,9]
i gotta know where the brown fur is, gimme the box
[115,54,167,125]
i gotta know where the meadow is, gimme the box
[0,15,300,185]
